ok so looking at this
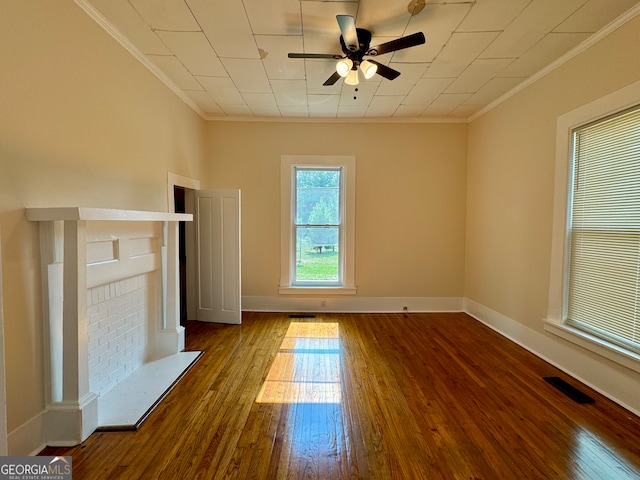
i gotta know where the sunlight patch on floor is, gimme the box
[256,322,342,404]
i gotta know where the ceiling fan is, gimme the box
[288,15,426,86]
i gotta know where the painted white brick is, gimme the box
[88,273,151,396]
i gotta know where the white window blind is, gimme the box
[567,105,640,353]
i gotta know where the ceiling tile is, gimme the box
[403,78,453,105]
[424,32,499,78]
[365,95,404,117]
[221,59,271,93]
[129,0,199,31]
[147,55,203,90]
[243,92,278,107]
[376,63,428,95]
[256,36,306,80]
[337,105,368,117]
[480,0,588,59]
[244,0,302,35]
[499,32,591,78]
[304,60,344,95]
[278,105,310,116]
[308,94,340,116]
[156,31,226,77]
[89,0,171,55]
[445,58,513,94]
[186,91,224,116]
[196,76,245,105]
[339,82,378,105]
[221,104,253,116]
[457,0,530,32]
[300,1,358,54]
[449,104,482,118]
[462,77,524,106]
[186,0,259,59]
[355,0,412,37]
[393,105,425,117]
[299,31,342,57]
[271,79,308,105]
[555,0,640,32]
[243,93,281,116]
[392,3,472,63]
[301,1,359,32]
[421,93,470,117]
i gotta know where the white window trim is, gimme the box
[279,155,356,295]
[545,78,640,374]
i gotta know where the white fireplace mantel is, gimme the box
[26,207,192,223]
[27,207,193,446]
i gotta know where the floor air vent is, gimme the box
[544,376,595,404]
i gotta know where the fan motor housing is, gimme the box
[340,28,372,61]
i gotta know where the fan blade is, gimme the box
[336,15,358,52]
[367,32,426,56]
[367,60,401,81]
[323,71,342,86]
[288,53,343,59]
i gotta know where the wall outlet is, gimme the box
[402,306,408,312]
[321,299,327,307]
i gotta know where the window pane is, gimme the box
[568,230,640,345]
[295,169,340,225]
[295,226,339,282]
[567,104,640,352]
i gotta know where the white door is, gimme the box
[195,189,241,324]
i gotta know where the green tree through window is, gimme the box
[294,168,341,282]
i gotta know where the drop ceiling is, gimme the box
[78,0,640,121]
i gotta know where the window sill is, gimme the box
[278,286,357,295]
[543,320,640,374]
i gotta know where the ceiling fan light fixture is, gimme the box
[336,58,353,77]
[288,15,425,87]
[345,68,359,86]
[360,60,378,79]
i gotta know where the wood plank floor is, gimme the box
[41,312,640,479]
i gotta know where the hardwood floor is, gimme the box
[41,312,640,479]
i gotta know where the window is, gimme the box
[293,167,341,285]
[546,80,640,373]
[566,105,640,354]
[280,155,355,294]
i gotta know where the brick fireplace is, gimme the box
[27,207,197,446]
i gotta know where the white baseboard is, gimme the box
[242,296,464,313]
[8,412,46,456]
[464,298,640,418]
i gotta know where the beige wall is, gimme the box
[466,14,640,331]
[0,1,206,444]
[466,14,640,408]
[205,121,468,299]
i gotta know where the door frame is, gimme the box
[168,173,243,324]
[168,173,200,321]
